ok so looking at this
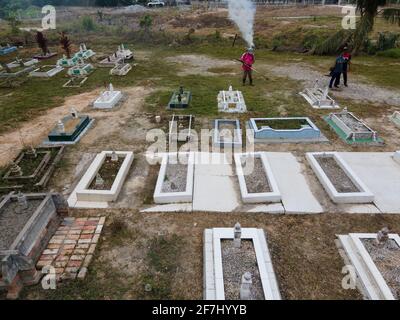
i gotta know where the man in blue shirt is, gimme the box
[329,53,345,89]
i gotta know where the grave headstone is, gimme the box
[240,272,252,300]
[234,222,241,248]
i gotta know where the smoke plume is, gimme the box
[228,0,256,48]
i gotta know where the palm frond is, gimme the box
[382,8,400,26]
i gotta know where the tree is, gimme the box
[36,31,50,56]
[353,0,400,53]
[140,15,153,36]
[59,31,72,58]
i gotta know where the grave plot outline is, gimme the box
[337,232,400,300]
[248,117,327,143]
[204,227,281,300]
[234,152,281,203]
[306,152,374,204]
[74,151,134,203]
[213,119,243,147]
[153,152,195,204]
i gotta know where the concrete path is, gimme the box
[192,153,240,212]
[340,152,400,214]
[267,152,323,214]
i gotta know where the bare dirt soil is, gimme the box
[267,63,400,107]
[165,54,237,77]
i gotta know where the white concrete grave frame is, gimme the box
[203,227,281,300]
[74,151,134,203]
[394,151,400,165]
[234,152,281,203]
[299,79,339,109]
[93,83,123,109]
[153,152,195,204]
[337,233,400,300]
[29,65,64,78]
[306,152,374,204]
[217,86,247,113]
[213,119,242,147]
[168,114,193,144]
[390,111,400,128]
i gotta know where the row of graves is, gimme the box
[0,84,124,298]
[0,30,135,88]
[2,73,399,299]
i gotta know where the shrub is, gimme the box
[377,48,400,59]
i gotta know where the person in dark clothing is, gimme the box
[336,46,351,87]
[329,53,345,89]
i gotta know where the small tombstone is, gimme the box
[234,222,242,248]
[16,191,28,213]
[155,115,161,123]
[240,272,252,300]
[57,120,65,133]
[26,145,37,158]
[322,87,329,99]
[95,173,104,187]
[177,93,182,103]
[376,227,390,246]
[111,151,119,162]
[109,83,114,92]
[71,107,78,118]
[229,85,233,92]
[179,86,184,95]
[10,162,23,176]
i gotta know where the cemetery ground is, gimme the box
[1,5,400,300]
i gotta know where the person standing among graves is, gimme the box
[338,46,351,87]
[240,47,255,86]
[329,52,345,89]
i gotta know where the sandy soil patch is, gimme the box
[165,54,237,77]
[266,63,400,107]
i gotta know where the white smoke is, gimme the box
[228,0,256,48]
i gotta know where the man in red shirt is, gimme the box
[240,47,255,86]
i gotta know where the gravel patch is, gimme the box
[315,155,359,193]
[362,239,400,299]
[162,163,188,193]
[268,63,400,107]
[221,239,264,300]
[0,199,42,250]
[242,156,271,193]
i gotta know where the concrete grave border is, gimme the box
[299,80,339,109]
[217,87,247,113]
[153,152,195,204]
[203,227,281,300]
[168,114,194,144]
[74,151,134,203]
[337,233,400,300]
[394,151,400,165]
[234,152,281,203]
[306,152,374,204]
[390,111,400,129]
[213,119,242,147]
[93,87,123,109]
[248,117,327,143]
[29,65,64,78]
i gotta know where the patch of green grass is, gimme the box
[138,234,185,300]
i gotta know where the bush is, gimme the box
[81,16,96,32]
[377,48,400,59]
[376,32,399,51]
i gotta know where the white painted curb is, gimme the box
[234,152,281,203]
[306,152,374,204]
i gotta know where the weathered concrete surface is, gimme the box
[340,152,400,214]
